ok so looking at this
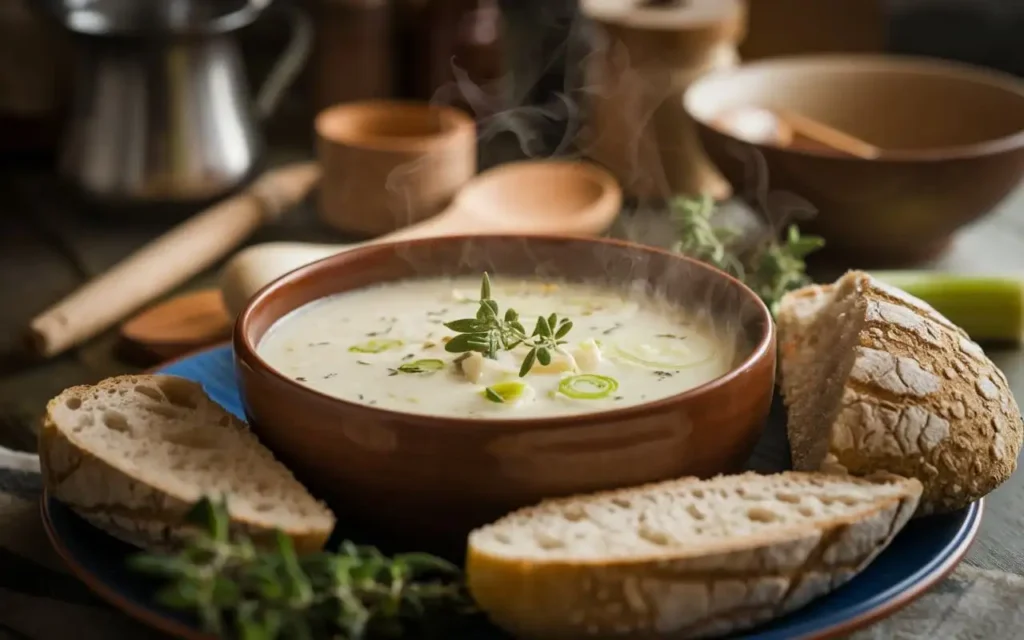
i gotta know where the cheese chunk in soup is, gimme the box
[257,275,740,419]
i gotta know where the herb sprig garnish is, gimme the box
[444,273,574,377]
[670,195,824,315]
[129,497,475,640]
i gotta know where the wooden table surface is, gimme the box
[1,151,1023,580]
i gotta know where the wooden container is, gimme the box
[315,101,477,237]
[685,55,1024,264]
[581,0,746,200]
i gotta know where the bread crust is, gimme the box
[39,375,334,554]
[778,271,1023,514]
[466,472,921,640]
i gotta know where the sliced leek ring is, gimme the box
[558,374,618,400]
[483,381,529,403]
[396,359,444,374]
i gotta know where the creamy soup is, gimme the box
[257,275,740,419]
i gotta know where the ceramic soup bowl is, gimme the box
[234,235,775,549]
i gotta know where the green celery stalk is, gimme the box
[870,271,1024,345]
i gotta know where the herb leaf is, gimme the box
[444,273,575,376]
[519,349,537,377]
[443,319,485,333]
[129,497,476,640]
[670,195,825,314]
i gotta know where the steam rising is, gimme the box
[380,4,675,244]
[371,2,809,359]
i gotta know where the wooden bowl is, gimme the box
[234,235,776,551]
[684,55,1024,265]
[315,101,477,237]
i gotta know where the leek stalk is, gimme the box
[870,271,1024,345]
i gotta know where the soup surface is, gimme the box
[257,275,740,419]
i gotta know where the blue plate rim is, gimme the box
[41,344,985,640]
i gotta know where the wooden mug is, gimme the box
[315,100,477,237]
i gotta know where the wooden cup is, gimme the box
[315,101,477,237]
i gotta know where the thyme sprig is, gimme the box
[129,497,474,640]
[444,273,574,377]
[670,195,825,315]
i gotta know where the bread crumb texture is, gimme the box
[39,375,335,553]
[467,472,921,639]
[780,271,1023,515]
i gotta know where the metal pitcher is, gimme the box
[40,0,313,206]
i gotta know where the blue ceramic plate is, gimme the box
[42,345,983,640]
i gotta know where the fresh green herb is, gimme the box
[670,194,825,315]
[349,339,404,354]
[128,497,474,640]
[482,381,528,404]
[443,273,574,377]
[558,374,619,400]
[396,359,445,374]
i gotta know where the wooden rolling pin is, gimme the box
[27,163,321,358]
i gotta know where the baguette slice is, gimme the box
[40,374,336,553]
[777,271,1023,514]
[467,471,921,640]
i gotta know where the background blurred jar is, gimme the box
[740,0,885,61]
[0,1,70,158]
[410,0,505,119]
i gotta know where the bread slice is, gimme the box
[777,271,1023,514]
[776,281,835,392]
[467,471,921,640]
[39,374,336,553]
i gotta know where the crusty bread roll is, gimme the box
[777,270,1023,514]
[40,374,336,553]
[467,471,922,640]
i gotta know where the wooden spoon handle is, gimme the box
[27,163,321,358]
[360,205,474,244]
[220,206,480,315]
[775,108,882,159]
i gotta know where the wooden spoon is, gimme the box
[26,162,321,359]
[119,289,232,361]
[219,159,623,315]
[713,106,883,159]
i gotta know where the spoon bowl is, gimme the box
[446,160,622,233]
[220,160,623,315]
[713,106,792,146]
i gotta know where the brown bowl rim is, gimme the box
[684,53,1024,162]
[234,234,776,432]
[314,99,475,154]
